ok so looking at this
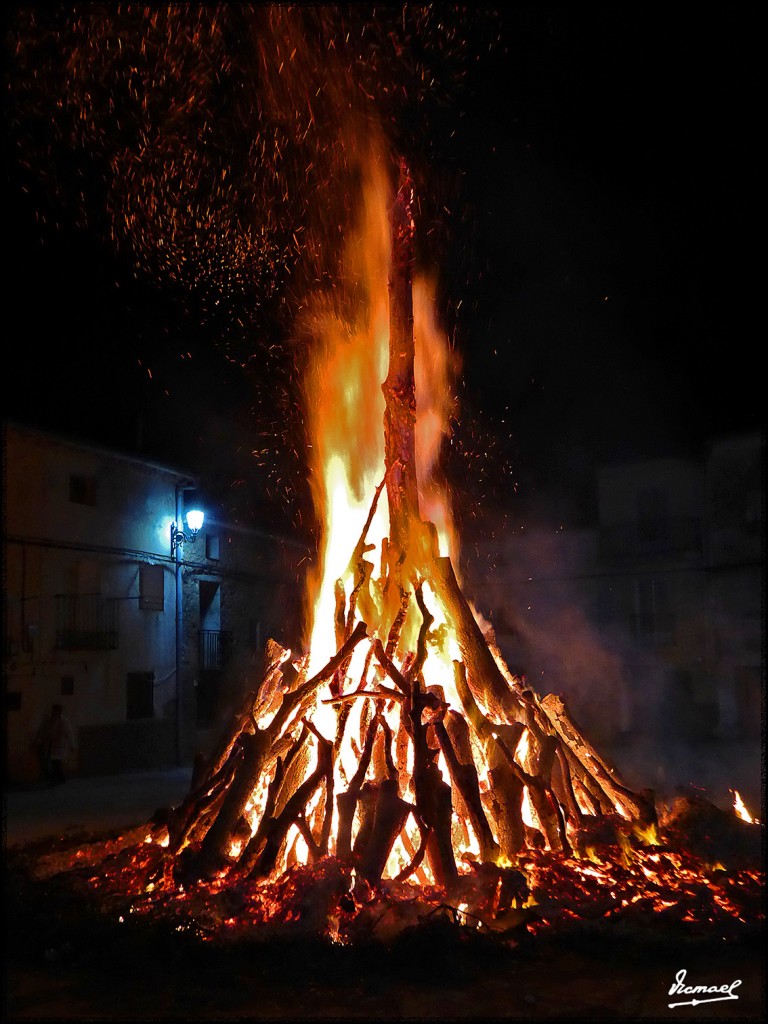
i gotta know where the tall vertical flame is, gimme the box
[302,153,392,675]
[732,790,760,824]
[302,152,458,676]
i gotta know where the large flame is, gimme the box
[267,149,469,877]
[302,155,459,669]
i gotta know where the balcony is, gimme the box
[599,517,703,559]
[55,594,119,650]
[632,611,676,647]
[198,629,232,671]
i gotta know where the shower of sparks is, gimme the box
[7,5,502,304]
[6,4,508,527]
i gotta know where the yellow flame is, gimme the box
[633,820,660,846]
[732,789,760,824]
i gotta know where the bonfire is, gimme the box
[28,154,762,950]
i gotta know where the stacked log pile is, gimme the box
[161,161,657,893]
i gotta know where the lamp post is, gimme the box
[172,484,204,766]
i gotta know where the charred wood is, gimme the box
[383,158,419,560]
[430,557,524,723]
[357,778,412,884]
[249,731,333,879]
[540,694,656,826]
[195,728,271,877]
[434,714,499,862]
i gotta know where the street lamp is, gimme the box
[171,507,205,556]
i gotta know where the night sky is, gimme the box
[4,8,762,537]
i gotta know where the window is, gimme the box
[206,533,220,560]
[69,474,97,506]
[248,618,262,650]
[634,577,674,643]
[126,671,154,720]
[55,595,119,650]
[734,666,761,738]
[139,564,164,611]
[636,487,670,545]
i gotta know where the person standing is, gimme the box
[43,704,76,785]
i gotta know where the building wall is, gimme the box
[705,434,764,736]
[4,424,192,780]
[464,432,763,747]
[4,423,307,781]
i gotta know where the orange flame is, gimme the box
[732,790,760,824]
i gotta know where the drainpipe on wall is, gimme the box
[173,478,201,768]
[175,484,184,767]
[174,483,189,765]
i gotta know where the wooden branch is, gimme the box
[199,638,291,788]
[429,556,524,723]
[236,753,289,876]
[393,811,431,883]
[370,637,410,695]
[298,718,335,859]
[410,580,434,682]
[485,746,527,859]
[493,735,571,856]
[322,686,404,705]
[269,620,369,740]
[408,674,458,889]
[351,781,378,862]
[249,731,333,879]
[433,714,499,863]
[551,744,584,826]
[356,778,412,885]
[294,814,321,863]
[383,158,419,560]
[384,584,410,659]
[453,660,525,753]
[345,474,387,636]
[167,743,243,854]
[336,713,381,860]
[560,743,613,815]
[540,694,656,825]
[195,728,271,876]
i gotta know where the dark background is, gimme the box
[4,8,762,537]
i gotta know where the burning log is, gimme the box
[407,672,458,889]
[485,740,527,858]
[383,158,419,561]
[355,779,412,884]
[336,712,381,860]
[433,712,499,863]
[195,728,272,877]
[540,694,656,826]
[182,622,369,878]
[428,552,524,724]
[247,727,333,879]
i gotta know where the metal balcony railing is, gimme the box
[599,517,703,559]
[633,611,676,646]
[55,594,119,650]
[198,629,232,671]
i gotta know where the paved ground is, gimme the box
[3,759,764,1021]
[3,767,194,847]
